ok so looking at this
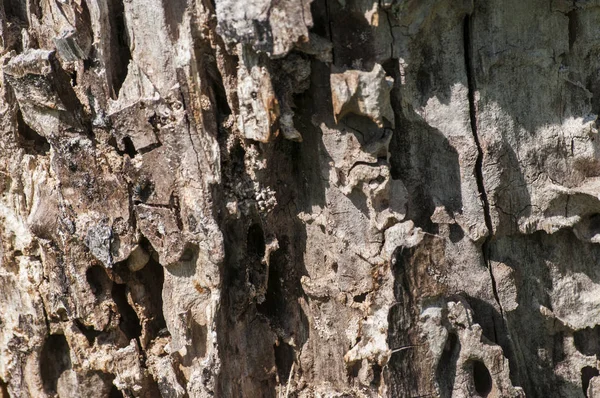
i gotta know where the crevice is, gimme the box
[109,134,162,159]
[133,250,167,345]
[325,0,335,65]
[175,69,204,177]
[436,332,460,398]
[147,113,162,134]
[2,0,28,25]
[582,366,599,397]
[348,361,361,379]
[40,334,72,395]
[257,248,284,318]
[247,223,266,258]
[178,244,198,263]
[86,264,112,298]
[197,39,232,124]
[371,363,382,388]
[186,317,207,360]
[553,331,566,363]
[111,282,142,341]
[567,10,577,51]
[490,311,499,343]
[138,142,162,155]
[0,377,9,397]
[16,110,50,155]
[471,360,493,397]
[120,136,137,158]
[74,319,102,345]
[107,0,131,99]
[573,325,600,356]
[353,292,367,303]
[69,70,78,87]
[347,158,387,177]
[40,285,52,333]
[192,0,235,131]
[381,1,395,62]
[247,223,267,295]
[169,193,184,230]
[109,384,124,398]
[274,340,294,383]
[463,15,504,319]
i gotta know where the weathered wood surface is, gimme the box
[1,0,600,397]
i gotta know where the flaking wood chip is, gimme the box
[330,64,395,128]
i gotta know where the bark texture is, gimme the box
[1,0,600,397]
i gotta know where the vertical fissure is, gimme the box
[107,0,131,99]
[325,0,335,65]
[463,15,504,319]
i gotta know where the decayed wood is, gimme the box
[2,0,600,397]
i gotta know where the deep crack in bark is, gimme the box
[463,14,505,320]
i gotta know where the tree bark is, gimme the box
[1,0,599,397]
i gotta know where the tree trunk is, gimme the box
[1,0,599,397]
